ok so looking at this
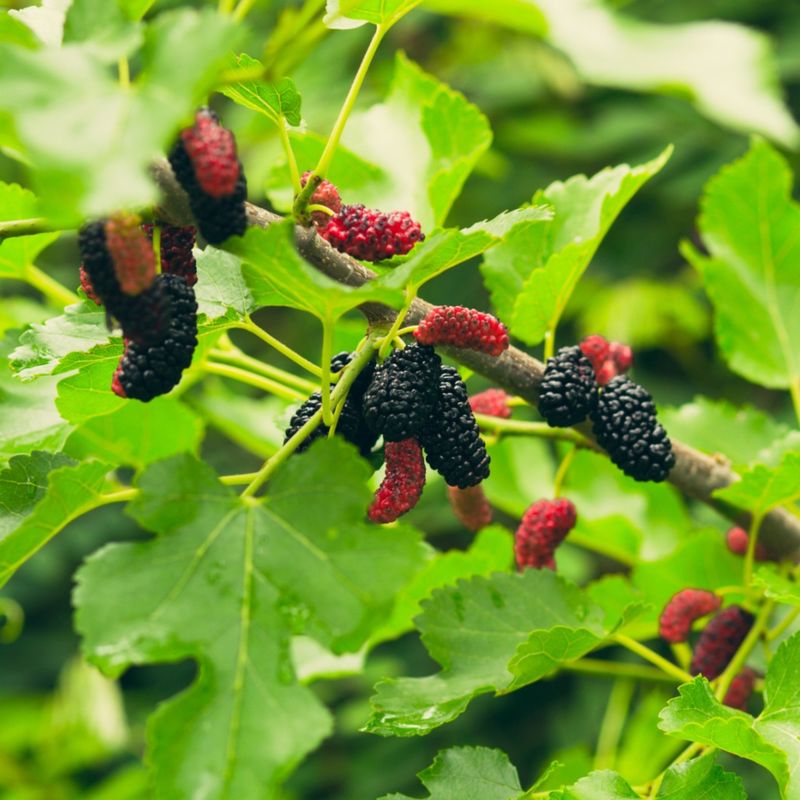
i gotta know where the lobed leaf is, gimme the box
[713,452,800,517]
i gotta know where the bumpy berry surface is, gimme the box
[539,345,598,427]
[690,605,754,680]
[590,376,675,482]
[723,667,758,710]
[580,335,633,385]
[469,388,512,419]
[580,335,611,367]
[79,221,122,308]
[726,527,768,561]
[414,306,509,356]
[609,342,633,372]
[448,484,492,531]
[659,589,721,643]
[144,223,198,287]
[515,498,576,570]
[104,213,156,296]
[419,365,490,489]
[368,438,426,523]
[112,274,198,402]
[301,171,342,226]
[115,279,173,345]
[319,204,424,262]
[179,108,240,197]
[79,265,102,305]
[362,344,441,442]
[168,110,247,245]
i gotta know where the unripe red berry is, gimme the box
[469,388,512,419]
[580,334,611,368]
[143,223,198,287]
[723,667,758,711]
[515,498,576,570]
[301,171,342,226]
[414,306,510,357]
[104,212,156,296]
[368,438,426,523]
[726,527,768,561]
[659,589,721,643]
[79,265,102,305]
[447,484,492,532]
[690,605,754,680]
[610,342,634,372]
[580,335,633,385]
[180,108,240,198]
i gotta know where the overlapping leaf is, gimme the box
[713,452,800,516]
[324,0,421,30]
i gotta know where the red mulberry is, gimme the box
[580,335,611,368]
[690,605,754,680]
[515,498,576,570]
[580,335,633,386]
[469,388,512,419]
[726,527,768,561]
[104,212,156,296]
[143,223,198,287]
[168,108,247,245]
[539,345,598,427]
[301,171,342,226]
[368,438,426,523]
[448,484,492,531]
[414,306,509,356]
[659,589,721,643]
[723,667,758,711]
[79,265,102,305]
[319,204,424,262]
[610,342,633,372]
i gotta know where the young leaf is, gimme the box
[0,452,111,588]
[656,752,746,799]
[685,140,800,392]
[659,631,800,800]
[713,452,800,516]
[324,0,422,31]
[501,147,670,345]
[548,770,639,799]
[752,567,800,607]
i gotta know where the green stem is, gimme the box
[320,319,333,425]
[379,287,415,359]
[790,377,800,428]
[203,360,305,401]
[0,218,50,239]
[744,511,765,599]
[594,679,635,770]
[100,488,139,505]
[670,642,692,671]
[117,57,130,89]
[278,122,302,194]
[24,265,79,307]
[474,414,596,449]
[613,634,693,683]
[767,605,800,641]
[209,347,317,393]
[232,0,257,22]
[553,445,577,497]
[563,658,677,683]
[0,597,24,644]
[236,319,322,376]
[307,203,335,217]
[566,530,638,567]
[543,327,555,362]
[218,0,235,13]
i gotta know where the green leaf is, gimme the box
[685,140,800,391]
[0,452,110,588]
[659,633,800,800]
[365,571,617,736]
[752,567,800,607]
[118,0,155,22]
[378,746,524,800]
[0,11,40,48]
[427,0,799,146]
[713,452,800,516]
[656,752,746,799]
[63,0,142,61]
[548,770,639,799]
[8,0,70,46]
[220,54,302,127]
[505,148,670,345]
[228,221,404,321]
[324,0,421,30]
[0,182,59,280]
[194,246,256,322]
[76,441,427,796]
[64,397,203,470]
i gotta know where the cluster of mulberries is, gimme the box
[689,605,754,680]
[726,527,768,561]
[447,485,492,531]
[414,306,509,356]
[580,334,633,386]
[318,204,424,262]
[658,589,721,643]
[469,388,512,419]
[368,438,426,523]
[168,108,247,245]
[514,498,576,570]
[539,346,598,427]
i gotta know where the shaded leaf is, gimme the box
[549,770,639,799]
[0,181,59,280]
[713,452,800,516]
[656,752,747,799]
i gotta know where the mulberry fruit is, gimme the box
[79,265,101,305]
[723,667,758,711]
[419,365,490,488]
[168,108,247,245]
[319,204,424,262]
[448,484,492,531]
[726,527,768,561]
[659,589,721,643]
[78,221,124,309]
[515,498,576,570]
[302,171,342,226]
[104,212,156,296]
[362,344,441,442]
[144,223,198,287]
[580,335,633,386]
[590,376,675,482]
[112,274,198,402]
[690,605,754,680]
[610,342,633,372]
[368,438,426,523]
[580,334,611,367]
[414,306,509,356]
[538,345,598,427]
[469,388,512,419]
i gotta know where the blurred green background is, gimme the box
[1,0,798,797]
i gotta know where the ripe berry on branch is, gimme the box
[419,365,490,489]
[659,589,721,643]
[590,376,675,482]
[368,438,426,523]
[469,388,512,419]
[689,605,754,680]
[143,223,198,287]
[447,484,492,531]
[723,667,758,710]
[104,212,156,296]
[413,306,509,356]
[318,204,424,262]
[514,498,576,570]
[168,108,247,245]
[362,344,442,442]
[726,527,768,561]
[538,345,598,427]
[301,171,342,226]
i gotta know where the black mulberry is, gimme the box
[690,605,754,680]
[538,345,597,427]
[590,376,675,482]
[419,366,490,488]
[362,344,441,442]
[144,223,198,287]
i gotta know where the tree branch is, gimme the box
[149,159,800,560]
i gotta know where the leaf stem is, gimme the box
[307,203,335,217]
[378,286,415,359]
[563,658,677,683]
[744,511,765,599]
[790,377,800,428]
[208,347,317,393]
[767,605,800,641]
[0,218,50,239]
[117,57,130,89]
[543,327,555,362]
[203,360,305,401]
[24,265,80,307]
[236,319,322,376]
[320,318,333,425]
[552,444,577,497]
[232,0,257,22]
[474,414,596,449]
[613,635,693,683]
[278,121,302,194]
[594,678,634,770]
